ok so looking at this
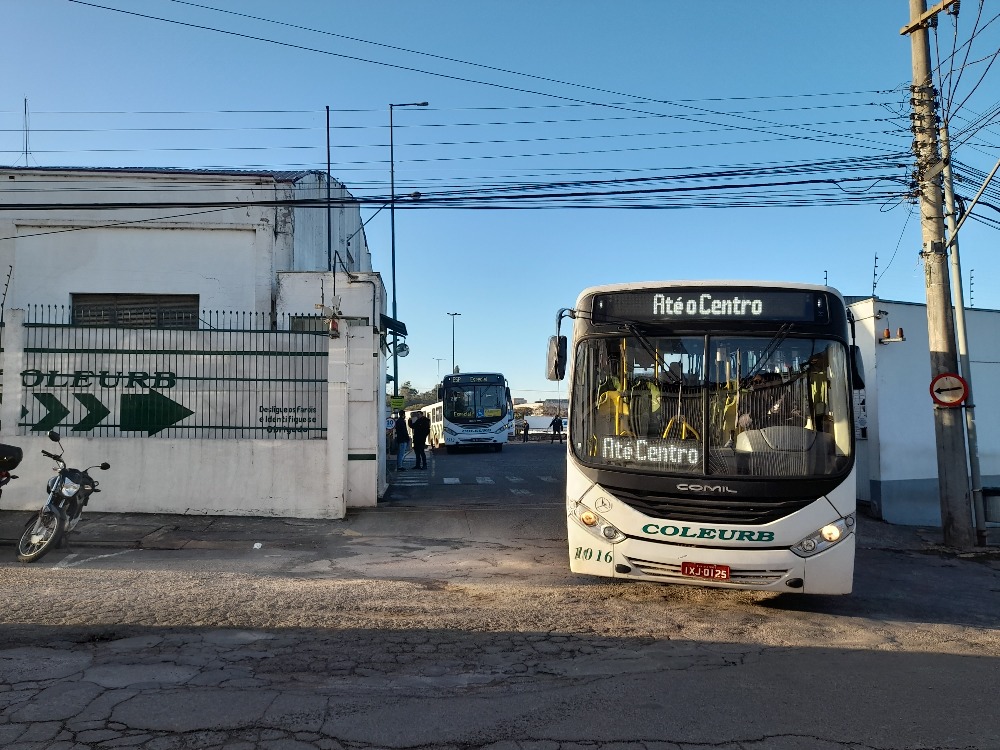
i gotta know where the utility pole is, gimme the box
[901,0,975,548]
[940,122,989,545]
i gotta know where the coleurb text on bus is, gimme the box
[547,280,865,595]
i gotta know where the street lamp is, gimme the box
[433,357,444,379]
[447,312,461,374]
[389,101,428,397]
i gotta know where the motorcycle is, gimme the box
[17,431,110,564]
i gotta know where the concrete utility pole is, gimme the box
[940,122,989,545]
[902,0,975,548]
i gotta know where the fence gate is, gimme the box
[18,308,328,439]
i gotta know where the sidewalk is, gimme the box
[1,503,990,555]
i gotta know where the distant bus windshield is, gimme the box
[443,378,509,423]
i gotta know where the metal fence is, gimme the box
[18,306,328,439]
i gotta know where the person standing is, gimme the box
[411,411,431,470]
[549,413,564,444]
[522,417,530,442]
[394,411,411,471]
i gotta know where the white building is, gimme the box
[848,296,1000,529]
[0,167,392,517]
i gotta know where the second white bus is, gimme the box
[438,372,514,452]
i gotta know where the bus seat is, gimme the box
[734,426,833,476]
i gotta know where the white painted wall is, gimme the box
[11,225,264,312]
[0,169,389,517]
[0,434,334,518]
[850,297,1000,526]
[0,298,385,517]
[275,271,389,503]
[0,168,369,315]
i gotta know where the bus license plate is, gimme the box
[681,562,731,580]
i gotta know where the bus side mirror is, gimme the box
[850,345,865,390]
[546,335,567,381]
[437,387,443,399]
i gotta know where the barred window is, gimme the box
[71,293,199,329]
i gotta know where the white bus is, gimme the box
[547,281,865,594]
[438,372,514,452]
[406,403,444,448]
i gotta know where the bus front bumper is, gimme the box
[568,526,855,595]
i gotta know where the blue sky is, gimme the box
[3,1,1000,401]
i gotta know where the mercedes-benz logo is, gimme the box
[595,497,612,513]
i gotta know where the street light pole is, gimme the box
[433,358,444,380]
[447,312,461,374]
[389,101,428,398]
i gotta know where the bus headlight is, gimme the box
[572,504,625,543]
[791,514,855,558]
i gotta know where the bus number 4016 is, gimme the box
[575,547,612,563]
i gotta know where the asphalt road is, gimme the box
[1,441,998,750]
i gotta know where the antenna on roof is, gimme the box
[872,253,879,297]
[21,98,30,166]
[969,268,975,308]
[1,265,12,324]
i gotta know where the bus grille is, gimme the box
[610,488,812,525]
[625,556,789,586]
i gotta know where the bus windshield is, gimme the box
[443,382,509,423]
[571,333,852,478]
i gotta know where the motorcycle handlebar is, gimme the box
[41,450,61,460]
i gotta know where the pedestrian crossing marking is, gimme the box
[393,474,561,487]
[393,474,428,486]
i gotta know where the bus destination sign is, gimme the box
[443,373,505,385]
[592,289,826,325]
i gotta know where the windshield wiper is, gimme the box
[738,323,793,387]
[620,322,683,384]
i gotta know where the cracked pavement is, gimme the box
[0,445,998,749]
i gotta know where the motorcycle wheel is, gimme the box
[16,508,66,563]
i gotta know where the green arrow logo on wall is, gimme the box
[72,394,111,432]
[31,394,71,432]
[120,390,195,436]
[30,391,193,435]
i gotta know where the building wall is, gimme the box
[0,168,388,516]
[0,168,370,314]
[850,297,1000,527]
[276,271,389,503]
[288,172,371,273]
